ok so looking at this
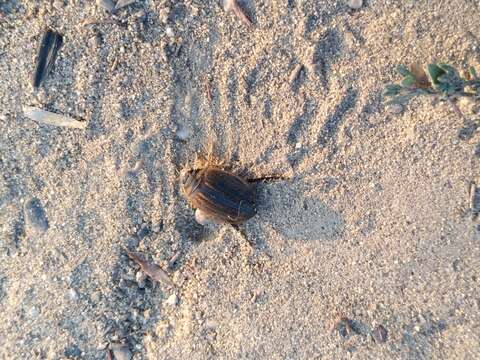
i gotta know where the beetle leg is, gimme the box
[234,200,246,222]
[247,175,289,183]
[231,224,254,248]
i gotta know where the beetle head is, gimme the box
[181,169,202,197]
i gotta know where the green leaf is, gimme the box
[438,63,455,73]
[397,65,412,77]
[385,84,402,92]
[427,64,446,85]
[383,84,402,96]
[385,93,417,105]
[436,74,449,83]
[383,89,399,97]
[401,75,416,87]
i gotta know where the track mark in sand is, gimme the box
[312,29,343,90]
[286,88,357,169]
[470,182,480,220]
[317,87,358,147]
[287,99,317,146]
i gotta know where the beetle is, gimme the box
[182,166,257,225]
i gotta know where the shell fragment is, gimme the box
[23,106,87,129]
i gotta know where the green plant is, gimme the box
[383,63,480,118]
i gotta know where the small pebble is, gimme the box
[388,103,403,114]
[28,306,39,318]
[452,259,461,272]
[335,317,354,338]
[110,344,132,360]
[474,143,480,158]
[64,344,82,358]
[151,222,163,233]
[91,291,102,303]
[96,0,115,12]
[136,224,151,239]
[348,0,363,9]
[116,0,136,9]
[68,288,78,301]
[164,293,178,306]
[24,198,49,233]
[373,324,388,343]
[165,27,174,38]
[136,270,147,288]
[175,125,191,141]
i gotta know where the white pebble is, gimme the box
[388,103,403,114]
[348,0,363,9]
[175,125,191,141]
[164,293,178,306]
[165,27,174,38]
[110,344,132,360]
[68,288,78,301]
[96,0,115,12]
[28,306,39,318]
[116,0,136,9]
[136,271,147,288]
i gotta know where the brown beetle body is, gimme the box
[182,167,256,225]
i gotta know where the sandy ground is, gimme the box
[1,0,479,359]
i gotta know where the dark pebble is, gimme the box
[335,317,356,338]
[168,4,187,22]
[125,237,139,248]
[24,198,49,232]
[452,259,461,272]
[64,344,82,358]
[110,343,132,360]
[475,143,480,158]
[373,324,388,343]
[137,224,151,239]
[458,122,479,141]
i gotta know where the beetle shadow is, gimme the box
[254,180,344,242]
